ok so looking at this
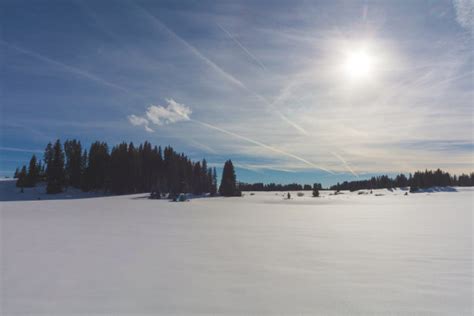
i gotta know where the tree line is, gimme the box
[14,142,473,196]
[330,169,474,192]
[14,139,229,197]
[237,182,323,192]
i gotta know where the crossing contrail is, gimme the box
[191,119,333,174]
[330,151,358,177]
[217,23,267,71]
[132,4,309,136]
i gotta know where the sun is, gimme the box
[344,49,373,80]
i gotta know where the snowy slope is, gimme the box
[0,179,104,201]
[1,187,472,314]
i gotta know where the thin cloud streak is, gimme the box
[0,146,43,153]
[132,6,246,89]
[128,102,332,173]
[330,151,358,177]
[217,23,267,71]
[0,40,142,98]
[191,119,333,174]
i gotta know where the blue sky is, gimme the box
[1,0,473,186]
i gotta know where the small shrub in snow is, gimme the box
[312,184,319,197]
[297,192,304,197]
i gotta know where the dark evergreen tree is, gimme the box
[37,161,44,181]
[109,142,129,194]
[44,142,53,168]
[192,161,203,194]
[210,167,218,196]
[201,159,208,193]
[14,167,19,179]
[16,165,27,189]
[84,141,109,191]
[219,160,240,196]
[64,139,83,188]
[312,183,320,197]
[25,154,39,187]
[46,140,66,194]
[80,149,89,191]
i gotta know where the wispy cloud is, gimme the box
[128,114,154,132]
[128,98,191,132]
[453,0,474,33]
[0,40,140,97]
[146,99,192,125]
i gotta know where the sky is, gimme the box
[1,0,473,186]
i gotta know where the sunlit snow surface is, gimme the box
[1,181,472,314]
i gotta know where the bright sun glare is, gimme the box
[344,50,373,80]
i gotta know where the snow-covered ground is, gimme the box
[1,179,472,315]
[0,178,105,202]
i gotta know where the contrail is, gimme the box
[135,11,246,89]
[0,40,141,98]
[330,151,358,177]
[190,118,333,174]
[135,4,353,173]
[131,4,309,136]
[217,23,267,71]
[186,138,219,155]
[161,10,353,173]
[0,146,43,153]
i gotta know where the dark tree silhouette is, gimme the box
[16,165,27,189]
[238,182,309,191]
[16,139,473,197]
[330,169,473,191]
[64,139,83,188]
[46,140,66,194]
[25,154,40,187]
[219,160,240,196]
[312,183,320,197]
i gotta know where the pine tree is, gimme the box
[312,183,320,197]
[219,160,239,196]
[25,155,39,187]
[80,149,89,191]
[193,161,202,194]
[64,139,83,188]
[211,167,217,195]
[46,139,66,194]
[14,167,19,179]
[85,141,109,191]
[16,165,27,189]
[44,142,53,166]
[37,161,44,181]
